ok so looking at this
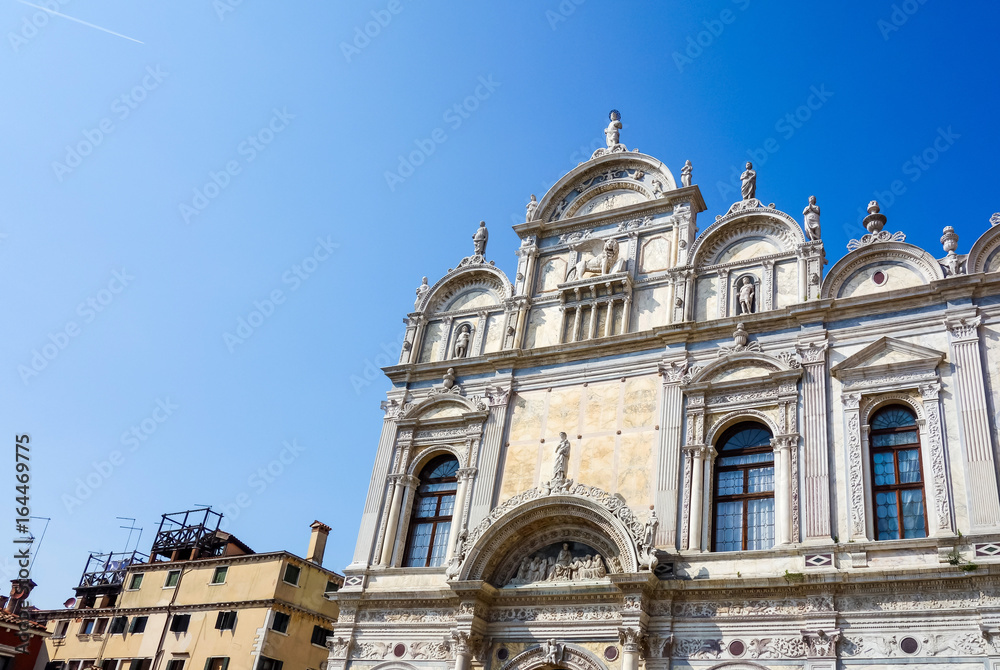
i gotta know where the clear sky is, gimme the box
[2,0,998,607]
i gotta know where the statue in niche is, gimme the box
[473,221,489,256]
[740,161,757,201]
[738,277,755,314]
[803,195,821,241]
[604,110,622,148]
[545,640,564,665]
[553,432,570,480]
[414,276,429,309]
[453,324,472,359]
[681,160,693,187]
[525,194,538,221]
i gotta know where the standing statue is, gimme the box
[473,221,489,256]
[525,194,538,221]
[414,276,429,309]
[740,162,757,201]
[604,110,622,148]
[453,325,471,358]
[545,640,564,665]
[643,507,659,548]
[803,195,821,241]
[681,160,693,187]
[738,277,755,314]
[553,432,571,480]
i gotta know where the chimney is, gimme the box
[6,579,35,614]
[306,521,331,566]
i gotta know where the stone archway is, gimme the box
[499,644,607,670]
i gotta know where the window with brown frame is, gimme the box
[403,455,459,567]
[870,405,927,540]
[712,422,775,552]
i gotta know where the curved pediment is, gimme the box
[822,242,944,300]
[689,208,805,268]
[399,392,486,421]
[533,153,678,223]
[967,222,1000,275]
[687,352,789,385]
[418,264,513,314]
[458,484,646,584]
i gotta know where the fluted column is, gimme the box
[772,437,795,545]
[686,445,712,551]
[798,338,832,541]
[945,314,1000,530]
[571,306,582,342]
[378,474,406,567]
[656,359,687,547]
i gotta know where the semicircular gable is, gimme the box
[821,242,944,300]
[689,209,805,268]
[967,223,1000,275]
[687,353,786,385]
[460,487,642,583]
[419,265,513,314]
[533,153,677,223]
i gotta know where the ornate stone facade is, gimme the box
[332,113,1000,670]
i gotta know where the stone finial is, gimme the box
[681,160,693,187]
[863,201,887,234]
[941,226,959,253]
[733,323,749,347]
[991,212,1000,227]
[605,110,622,148]
[472,221,488,256]
[442,368,456,389]
[803,195,821,241]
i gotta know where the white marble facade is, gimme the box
[330,115,1000,670]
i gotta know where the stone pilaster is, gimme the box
[656,357,687,548]
[945,313,1000,530]
[467,384,512,527]
[798,337,832,541]
[349,414,402,568]
[918,382,956,537]
[772,436,797,545]
[717,268,730,319]
[842,392,867,541]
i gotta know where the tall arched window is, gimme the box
[713,422,775,552]
[870,405,926,540]
[403,455,459,567]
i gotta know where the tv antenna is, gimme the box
[117,517,143,555]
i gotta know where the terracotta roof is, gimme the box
[0,610,47,631]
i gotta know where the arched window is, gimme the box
[403,455,459,567]
[713,422,775,552]
[870,405,926,540]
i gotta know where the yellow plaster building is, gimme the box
[35,510,341,670]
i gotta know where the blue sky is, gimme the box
[2,0,997,607]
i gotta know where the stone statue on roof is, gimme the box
[473,221,488,256]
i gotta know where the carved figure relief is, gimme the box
[565,238,624,282]
[553,432,571,480]
[506,542,608,586]
[738,276,756,314]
